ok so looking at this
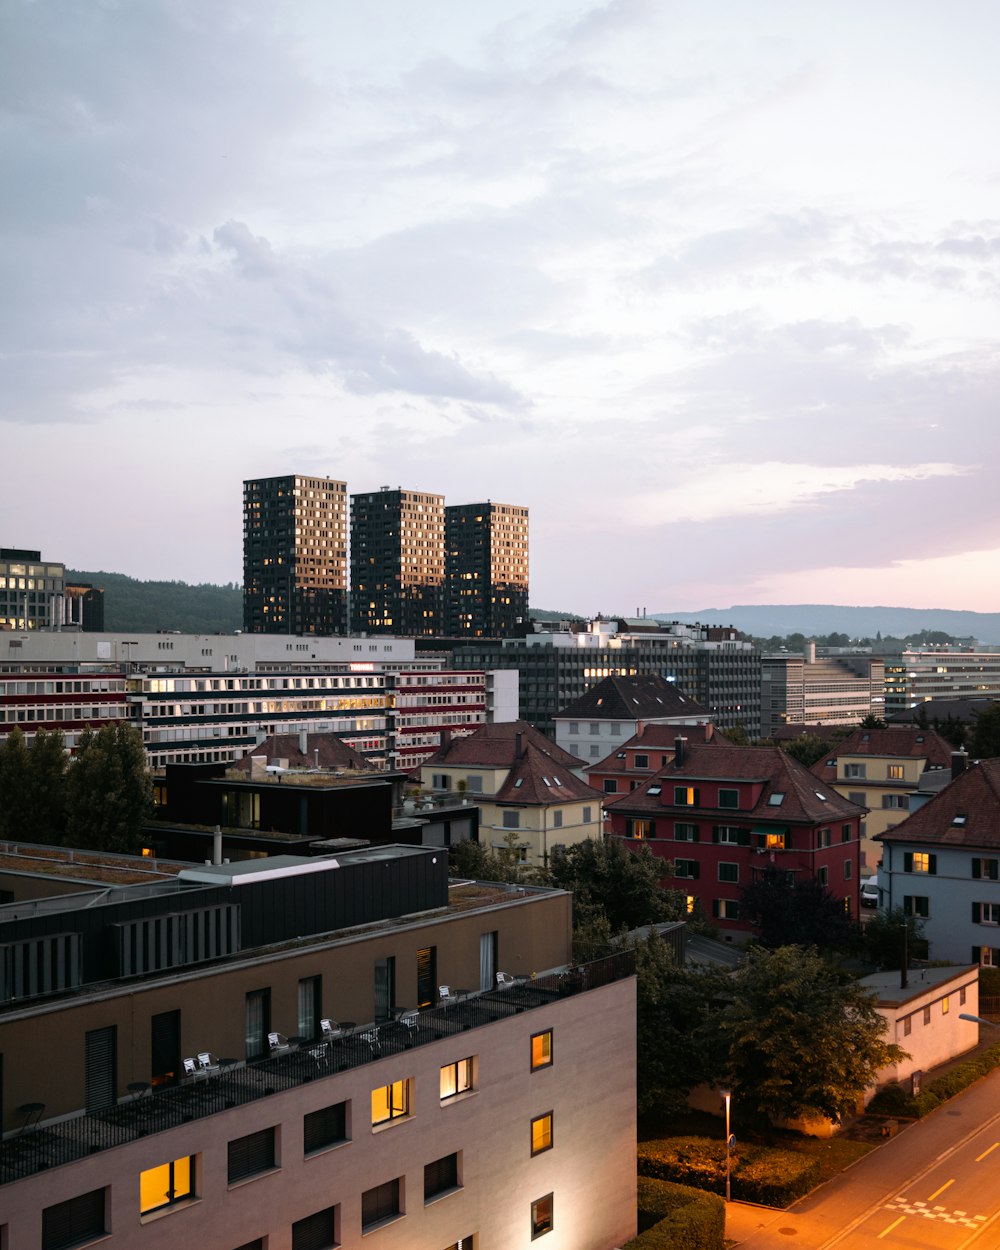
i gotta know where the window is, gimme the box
[903,1015,912,1036]
[904,852,936,874]
[372,1078,411,1126]
[673,859,698,880]
[228,1127,276,1183]
[842,824,851,843]
[674,822,698,842]
[292,1205,338,1250]
[304,1101,348,1154]
[42,1189,106,1250]
[298,976,321,1040]
[973,858,1000,880]
[625,817,653,839]
[568,722,579,735]
[502,810,520,829]
[552,811,563,828]
[362,1178,402,1231]
[674,786,700,806]
[844,860,853,880]
[634,754,649,769]
[713,899,740,920]
[417,946,437,1009]
[425,1152,460,1201]
[816,827,831,849]
[141,1155,194,1214]
[767,792,785,806]
[531,1030,553,1070]
[714,826,745,845]
[845,763,866,779]
[817,866,828,886]
[440,1056,474,1100]
[765,833,785,850]
[848,792,866,807]
[531,1112,553,1155]
[245,988,271,1060]
[942,996,950,1015]
[904,896,929,918]
[882,795,909,811]
[923,1005,931,1024]
[973,902,1000,925]
[718,862,739,883]
[589,723,600,734]
[583,806,592,823]
[531,1194,554,1239]
[887,764,904,780]
[603,779,618,793]
[718,788,739,809]
[589,744,601,758]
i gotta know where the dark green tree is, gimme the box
[65,724,154,854]
[859,907,928,968]
[781,733,833,769]
[933,714,967,749]
[721,723,751,746]
[970,703,1000,759]
[719,945,906,1125]
[859,714,887,730]
[548,837,683,932]
[0,726,32,837]
[739,869,855,952]
[26,728,68,843]
[448,836,523,884]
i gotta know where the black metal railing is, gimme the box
[0,950,634,1186]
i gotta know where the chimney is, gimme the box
[952,750,969,779]
[515,731,524,759]
[674,736,687,766]
[213,825,223,866]
[299,728,308,757]
[805,641,816,664]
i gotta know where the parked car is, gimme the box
[860,877,879,908]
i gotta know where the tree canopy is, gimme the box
[0,726,68,843]
[64,724,154,854]
[719,945,906,1125]
[970,703,1000,760]
[739,869,856,952]
[548,836,684,933]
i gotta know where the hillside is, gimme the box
[652,604,1000,645]
[68,570,242,634]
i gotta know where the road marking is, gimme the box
[975,1142,999,1162]
[884,1196,988,1230]
[929,1179,955,1200]
[878,1216,906,1239]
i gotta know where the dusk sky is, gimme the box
[4,1,999,615]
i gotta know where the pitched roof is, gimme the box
[811,726,954,785]
[554,674,709,722]
[419,719,581,772]
[877,759,1000,849]
[233,733,374,774]
[589,722,721,776]
[494,742,603,806]
[605,743,863,823]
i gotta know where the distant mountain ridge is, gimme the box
[651,604,1000,645]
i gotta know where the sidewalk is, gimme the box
[725,1200,787,1244]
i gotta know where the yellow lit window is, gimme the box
[440,1058,474,1100]
[140,1156,193,1214]
[531,1112,553,1155]
[913,853,931,873]
[531,1030,553,1071]
[372,1079,410,1125]
[766,833,785,850]
[942,996,950,1015]
[686,895,696,914]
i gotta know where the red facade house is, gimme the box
[605,742,864,935]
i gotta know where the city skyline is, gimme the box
[4,2,1000,614]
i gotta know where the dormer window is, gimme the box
[719,788,739,810]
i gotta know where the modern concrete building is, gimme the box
[0,548,103,633]
[0,845,637,1250]
[350,487,446,637]
[761,645,885,738]
[879,645,1000,717]
[444,502,528,638]
[877,758,1000,966]
[243,476,349,636]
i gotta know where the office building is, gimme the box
[0,844,637,1250]
[879,645,1000,716]
[444,502,528,638]
[0,548,101,632]
[351,487,445,637]
[760,645,885,738]
[243,475,348,635]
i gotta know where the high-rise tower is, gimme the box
[243,475,347,634]
[350,487,445,636]
[445,501,529,637]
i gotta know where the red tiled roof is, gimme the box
[605,743,863,823]
[877,759,1000,849]
[588,723,721,776]
[420,720,581,771]
[494,743,603,806]
[811,726,954,785]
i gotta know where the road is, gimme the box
[727,1067,1000,1249]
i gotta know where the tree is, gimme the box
[859,714,887,730]
[781,733,832,769]
[448,836,523,884]
[859,907,928,968]
[26,728,68,843]
[65,724,154,854]
[0,726,32,837]
[719,946,906,1125]
[721,723,751,746]
[633,931,731,1114]
[739,870,855,952]
[548,837,684,933]
[969,703,1000,760]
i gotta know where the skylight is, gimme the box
[648,786,661,796]
[767,793,785,806]
[953,813,967,826]
[514,778,523,788]
[815,792,828,801]
[542,777,551,786]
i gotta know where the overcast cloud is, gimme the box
[3,0,999,614]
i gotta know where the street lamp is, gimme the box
[719,1087,732,1202]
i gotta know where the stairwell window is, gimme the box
[141,1156,196,1215]
[372,1079,412,1127]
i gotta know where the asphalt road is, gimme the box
[727,1067,1000,1249]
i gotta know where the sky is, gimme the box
[3,0,1000,615]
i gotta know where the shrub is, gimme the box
[869,1044,1000,1119]
[637,1136,822,1206]
[623,1177,725,1250]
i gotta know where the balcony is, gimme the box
[0,951,634,1186]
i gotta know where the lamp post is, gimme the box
[720,1087,732,1202]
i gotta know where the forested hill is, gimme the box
[68,571,242,634]
[653,604,1000,645]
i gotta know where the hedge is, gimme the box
[637,1136,823,1206]
[622,1177,725,1250]
[868,1043,1000,1119]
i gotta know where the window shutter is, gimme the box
[903,852,913,872]
[738,829,751,848]
[228,1127,275,1182]
[973,859,982,879]
[712,827,719,844]
[928,854,937,875]
[973,902,982,923]
[692,862,700,880]
[692,827,700,843]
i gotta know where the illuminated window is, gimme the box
[765,833,785,850]
[887,764,904,780]
[625,818,653,839]
[531,1112,553,1155]
[674,786,700,806]
[685,895,696,914]
[531,1193,554,1239]
[372,1079,411,1126]
[942,996,950,1015]
[440,1057,474,1100]
[907,852,935,874]
[531,1030,553,1070]
[141,1155,194,1214]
